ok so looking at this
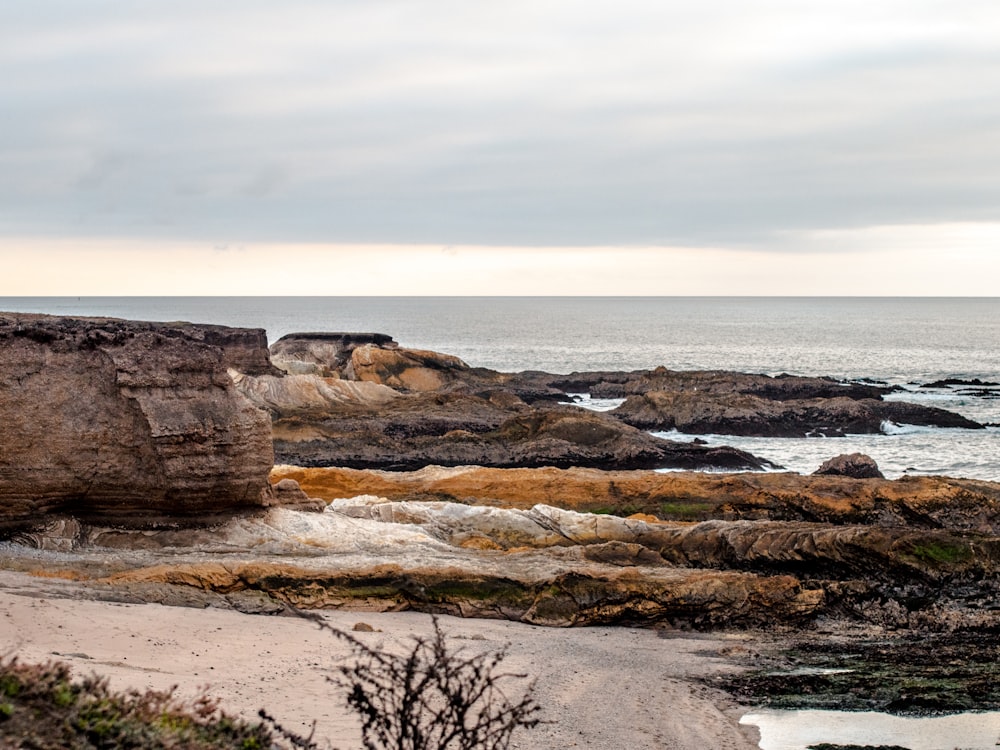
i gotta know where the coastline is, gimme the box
[0,570,760,750]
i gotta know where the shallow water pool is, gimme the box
[740,708,1000,750]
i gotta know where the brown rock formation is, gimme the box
[350,344,477,391]
[0,313,279,530]
[269,332,397,376]
[815,453,885,479]
[272,465,1000,533]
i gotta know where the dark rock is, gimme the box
[921,377,1000,388]
[814,453,885,479]
[610,391,983,437]
[272,403,774,472]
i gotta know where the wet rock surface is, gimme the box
[269,403,773,471]
[610,391,982,437]
[715,629,1000,714]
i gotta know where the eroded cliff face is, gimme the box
[0,314,278,529]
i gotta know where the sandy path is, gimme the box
[0,572,759,749]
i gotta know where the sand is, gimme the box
[0,571,760,749]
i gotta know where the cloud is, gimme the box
[2,1,1000,254]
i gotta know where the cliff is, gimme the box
[0,313,282,529]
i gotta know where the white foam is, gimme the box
[561,393,627,412]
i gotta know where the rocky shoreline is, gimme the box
[0,313,995,636]
[3,312,1000,746]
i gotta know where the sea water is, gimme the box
[741,708,1000,750]
[3,296,999,480]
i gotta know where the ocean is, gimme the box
[3,296,998,481]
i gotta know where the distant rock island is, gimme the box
[1,313,998,635]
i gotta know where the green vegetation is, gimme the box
[905,540,972,566]
[658,500,718,520]
[1,614,543,750]
[0,656,273,749]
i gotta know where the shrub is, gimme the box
[0,655,273,749]
[265,612,543,750]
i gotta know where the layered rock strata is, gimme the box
[272,465,1000,533]
[7,498,997,630]
[0,314,280,529]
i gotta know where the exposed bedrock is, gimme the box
[272,465,1000,534]
[517,368,895,402]
[610,391,983,437]
[269,332,397,376]
[16,501,997,629]
[269,403,773,472]
[0,313,287,530]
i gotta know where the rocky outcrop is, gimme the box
[510,368,893,402]
[0,313,283,530]
[815,453,885,479]
[256,333,985,468]
[231,370,399,418]
[9,500,998,630]
[269,332,396,376]
[272,465,1000,534]
[271,404,773,471]
[350,344,477,391]
[610,391,983,437]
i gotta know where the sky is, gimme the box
[2,1,1000,295]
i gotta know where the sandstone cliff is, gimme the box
[0,314,280,529]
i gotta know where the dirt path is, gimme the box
[0,571,759,749]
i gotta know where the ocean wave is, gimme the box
[561,393,627,412]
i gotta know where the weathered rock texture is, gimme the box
[8,499,998,630]
[272,465,1000,533]
[269,402,772,472]
[269,332,396,376]
[503,368,983,435]
[0,313,279,529]
[258,336,983,471]
[815,453,885,479]
[610,391,982,437]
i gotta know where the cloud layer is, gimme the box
[4,0,1000,253]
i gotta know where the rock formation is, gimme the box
[2,321,996,634]
[610,391,982,437]
[0,313,284,530]
[269,402,772,471]
[272,465,1000,533]
[815,453,885,479]
[269,332,396,376]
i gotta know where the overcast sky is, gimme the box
[3,1,1000,294]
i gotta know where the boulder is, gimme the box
[0,313,280,530]
[814,453,885,479]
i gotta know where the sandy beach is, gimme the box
[0,571,759,749]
